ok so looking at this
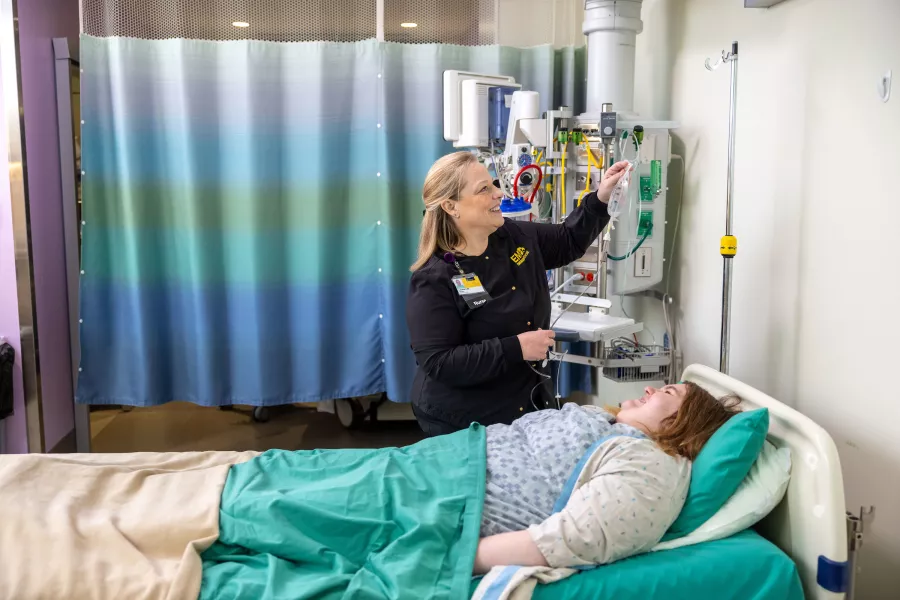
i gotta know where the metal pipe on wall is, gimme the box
[582,0,644,116]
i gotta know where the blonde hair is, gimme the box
[410,151,479,271]
[606,382,742,460]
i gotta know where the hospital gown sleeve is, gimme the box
[406,265,522,386]
[514,191,611,270]
[527,438,690,568]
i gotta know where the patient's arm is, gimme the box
[472,530,549,574]
[528,439,685,568]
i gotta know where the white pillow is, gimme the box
[652,440,792,552]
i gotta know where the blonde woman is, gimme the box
[406,151,629,435]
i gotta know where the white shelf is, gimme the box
[550,310,642,342]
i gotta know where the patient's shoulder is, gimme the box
[593,436,691,489]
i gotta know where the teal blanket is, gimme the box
[200,425,486,600]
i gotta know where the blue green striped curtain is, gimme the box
[76,36,585,407]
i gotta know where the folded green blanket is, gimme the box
[200,425,486,600]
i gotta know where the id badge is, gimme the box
[452,273,492,309]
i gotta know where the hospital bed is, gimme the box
[0,365,854,600]
[513,364,851,600]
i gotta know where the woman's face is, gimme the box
[445,162,505,235]
[616,384,687,434]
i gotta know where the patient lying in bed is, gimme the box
[474,383,740,574]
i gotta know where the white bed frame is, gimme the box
[683,364,848,600]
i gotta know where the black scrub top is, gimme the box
[406,191,612,431]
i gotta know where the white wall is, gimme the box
[497,0,899,591]
[634,0,900,596]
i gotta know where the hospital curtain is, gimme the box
[76,36,586,407]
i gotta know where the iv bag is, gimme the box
[607,164,633,220]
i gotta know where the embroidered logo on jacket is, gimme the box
[510,246,530,266]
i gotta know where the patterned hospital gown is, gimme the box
[481,403,691,566]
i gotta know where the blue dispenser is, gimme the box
[488,86,518,144]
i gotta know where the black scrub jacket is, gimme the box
[406,191,611,433]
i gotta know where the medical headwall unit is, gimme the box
[443,0,675,384]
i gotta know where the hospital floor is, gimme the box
[89,401,425,453]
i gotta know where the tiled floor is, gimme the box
[90,401,425,453]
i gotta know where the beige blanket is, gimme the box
[0,451,256,600]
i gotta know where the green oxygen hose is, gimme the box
[607,225,652,261]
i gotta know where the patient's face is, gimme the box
[616,384,687,434]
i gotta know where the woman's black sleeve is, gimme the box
[515,191,611,269]
[406,268,523,386]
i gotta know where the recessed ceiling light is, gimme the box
[400,22,418,28]
[232,21,250,28]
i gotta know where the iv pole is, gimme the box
[706,42,739,374]
[705,44,876,597]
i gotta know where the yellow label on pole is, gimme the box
[720,235,738,257]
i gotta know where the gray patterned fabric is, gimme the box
[481,403,644,536]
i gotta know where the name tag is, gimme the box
[452,274,492,309]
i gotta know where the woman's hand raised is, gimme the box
[595,160,631,204]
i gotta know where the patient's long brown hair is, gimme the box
[607,382,741,460]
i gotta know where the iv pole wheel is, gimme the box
[335,398,365,429]
[251,406,270,423]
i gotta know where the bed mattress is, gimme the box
[472,529,803,600]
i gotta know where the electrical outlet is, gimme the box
[634,248,651,277]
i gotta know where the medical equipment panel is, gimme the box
[605,121,674,295]
[443,68,676,381]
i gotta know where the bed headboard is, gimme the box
[683,364,847,600]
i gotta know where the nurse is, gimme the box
[406,151,629,435]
